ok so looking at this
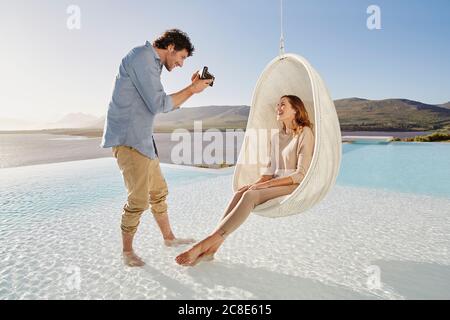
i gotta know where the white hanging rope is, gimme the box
[279,0,285,56]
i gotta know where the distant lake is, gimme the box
[0,130,432,169]
[0,134,110,169]
[0,132,245,169]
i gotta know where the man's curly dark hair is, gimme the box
[153,29,195,57]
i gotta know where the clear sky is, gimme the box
[1,0,449,122]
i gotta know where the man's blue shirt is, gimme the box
[101,41,175,159]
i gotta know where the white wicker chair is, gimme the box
[232,54,342,218]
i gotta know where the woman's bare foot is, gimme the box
[122,251,145,267]
[164,237,196,247]
[188,253,215,266]
[175,233,224,266]
[202,237,225,260]
[175,244,203,266]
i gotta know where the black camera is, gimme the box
[200,66,215,87]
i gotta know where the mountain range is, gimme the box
[1,99,450,132]
[334,98,450,131]
[440,102,450,109]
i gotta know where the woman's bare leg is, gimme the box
[216,185,297,236]
[175,231,225,266]
[186,190,245,259]
[176,191,258,266]
[220,190,246,220]
[201,190,245,256]
[175,186,297,266]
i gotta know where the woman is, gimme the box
[175,95,315,266]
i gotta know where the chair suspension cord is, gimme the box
[279,0,285,56]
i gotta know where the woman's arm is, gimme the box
[255,175,273,184]
[250,128,315,190]
[288,128,314,184]
[237,175,274,192]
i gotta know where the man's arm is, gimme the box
[170,72,212,109]
[170,86,194,109]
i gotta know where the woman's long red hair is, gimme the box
[281,95,312,135]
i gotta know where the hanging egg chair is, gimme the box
[232,1,342,218]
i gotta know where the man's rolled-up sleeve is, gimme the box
[126,50,174,115]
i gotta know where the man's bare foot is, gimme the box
[164,237,196,247]
[122,251,145,267]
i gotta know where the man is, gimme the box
[101,29,212,267]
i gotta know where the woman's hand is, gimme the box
[249,182,270,190]
[237,184,251,193]
[238,176,274,192]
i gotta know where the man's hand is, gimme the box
[170,71,212,109]
[189,71,212,94]
[191,71,199,82]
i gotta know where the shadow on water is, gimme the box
[372,260,450,299]
[183,261,377,300]
[142,264,197,299]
